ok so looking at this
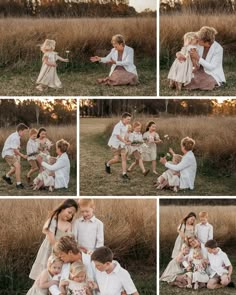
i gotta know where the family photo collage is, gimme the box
[0,1,236,295]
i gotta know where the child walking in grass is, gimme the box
[142,121,162,175]
[36,39,69,91]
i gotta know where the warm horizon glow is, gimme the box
[129,0,156,12]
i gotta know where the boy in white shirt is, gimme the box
[105,112,131,180]
[90,246,139,295]
[73,199,104,252]
[2,123,28,189]
[195,211,213,244]
[205,240,233,289]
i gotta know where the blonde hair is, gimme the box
[133,121,141,129]
[173,154,182,164]
[197,26,217,44]
[127,124,132,132]
[56,139,70,153]
[79,198,95,209]
[47,254,63,270]
[70,262,87,281]
[29,128,38,137]
[199,211,208,218]
[181,243,189,252]
[181,137,195,151]
[111,34,125,45]
[193,248,202,259]
[183,32,198,46]
[41,39,56,53]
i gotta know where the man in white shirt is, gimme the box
[205,240,233,289]
[2,123,28,189]
[105,112,131,180]
[195,211,213,244]
[90,246,139,295]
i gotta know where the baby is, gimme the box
[155,154,182,192]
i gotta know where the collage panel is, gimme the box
[80,98,236,196]
[159,198,236,294]
[0,98,77,196]
[0,198,156,295]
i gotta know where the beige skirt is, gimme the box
[184,67,217,90]
[97,66,138,86]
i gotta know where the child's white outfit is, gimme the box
[207,247,231,278]
[142,131,160,161]
[33,169,55,188]
[94,260,137,295]
[108,120,128,149]
[192,258,209,284]
[27,138,39,161]
[65,280,87,295]
[158,162,180,187]
[36,51,62,89]
[171,224,195,258]
[195,222,213,244]
[128,131,144,154]
[29,219,73,280]
[26,270,58,295]
[1,131,20,159]
[168,45,197,85]
[72,216,104,251]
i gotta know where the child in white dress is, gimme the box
[155,153,182,192]
[168,32,199,90]
[26,128,40,183]
[127,121,150,176]
[36,39,69,91]
[60,262,92,295]
[142,121,162,175]
[27,255,63,295]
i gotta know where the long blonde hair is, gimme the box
[40,39,56,53]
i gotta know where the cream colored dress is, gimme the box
[192,258,209,283]
[27,270,52,295]
[36,52,62,89]
[160,255,187,283]
[128,132,144,154]
[158,164,180,187]
[171,224,195,258]
[142,131,160,161]
[29,219,72,280]
[168,45,196,86]
[66,280,87,295]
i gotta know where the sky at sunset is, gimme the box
[129,0,157,12]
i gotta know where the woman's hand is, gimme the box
[190,49,200,61]
[90,56,101,62]
[160,157,167,165]
[176,52,186,62]
[105,58,116,64]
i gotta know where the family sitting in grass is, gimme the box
[1,123,70,191]
[105,112,197,191]
[168,26,225,92]
[160,211,234,290]
[27,198,139,295]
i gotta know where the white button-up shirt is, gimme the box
[95,260,137,295]
[208,248,231,277]
[72,216,104,251]
[2,131,20,158]
[26,138,39,155]
[42,152,70,189]
[165,150,197,190]
[108,120,128,149]
[195,222,213,244]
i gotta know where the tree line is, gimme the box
[160,0,235,14]
[0,99,77,127]
[0,0,153,17]
[80,99,236,117]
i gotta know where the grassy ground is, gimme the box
[0,58,156,96]
[0,159,76,196]
[160,65,236,96]
[80,118,236,196]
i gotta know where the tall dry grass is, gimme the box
[160,205,236,254]
[0,17,156,68]
[0,199,156,273]
[104,116,236,174]
[0,125,76,160]
[160,13,236,66]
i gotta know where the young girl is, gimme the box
[36,127,53,155]
[189,249,209,289]
[27,255,63,295]
[168,32,199,91]
[36,39,69,91]
[171,212,196,259]
[127,121,150,176]
[142,121,162,175]
[26,128,40,184]
[29,199,78,280]
[160,243,190,284]
[155,154,182,192]
[60,262,92,295]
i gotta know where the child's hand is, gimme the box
[50,280,59,286]
[23,154,28,159]
[60,280,69,287]
[87,280,98,290]
[64,58,69,62]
